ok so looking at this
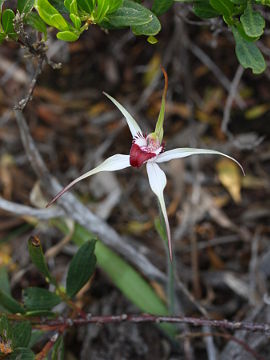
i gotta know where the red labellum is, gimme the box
[130,143,156,168]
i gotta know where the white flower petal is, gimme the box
[103,92,142,138]
[146,162,173,260]
[47,154,130,207]
[156,148,245,174]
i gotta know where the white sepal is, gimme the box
[146,162,173,261]
[156,148,245,175]
[47,154,130,207]
[103,92,142,138]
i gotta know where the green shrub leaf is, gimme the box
[209,0,234,16]
[25,12,47,37]
[131,12,161,35]
[9,348,35,360]
[108,0,156,27]
[57,30,79,41]
[232,26,266,74]
[66,240,96,298]
[28,236,56,285]
[193,0,220,18]
[35,0,69,31]
[18,0,35,14]
[0,289,25,314]
[240,2,265,37]
[2,9,15,34]
[23,287,61,311]
[152,0,174,16]
[77,0,94,13]
[12,322,32,348]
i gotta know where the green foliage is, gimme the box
[191,0,267,73]
[232,25,266,73]
[0,0,267,72]
[11,322,32,348]
[0,289,25,314]
[28,236,56,285]
[66,240,96,297]
[23,287,61,311]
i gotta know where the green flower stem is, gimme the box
[155,210,175,315]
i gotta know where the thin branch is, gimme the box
[14,57,44,111]
[32,314,270,336]
[0,196,65,220]
[188,42,245,109]
[221,65,244,138]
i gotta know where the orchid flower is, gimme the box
[47,69,244,261]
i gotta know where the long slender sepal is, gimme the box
[155,148,245,175]
[146,162,172,261]
[154,67,168,143]
[103,92,142,138]
[46,154,130,207]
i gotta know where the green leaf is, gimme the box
[66,240,96,298]
[25,309,56,317]
[8,348,35,360]
[28,236,56,285]
[0,266,11,295]
[193,0,220,18]
[70,13,81,28]
[209,0,234,16]
[108,0,156,27]
[152,0,174,15]
[12,322,32,348]
[57,30,79,41]
[2,9,15,34]
[131,13,161,35]
[18,0,35,14]
[23,287,61,311]
[232,26,266,74]
[28,330,45,348]
[77,0,94,13]
[25,12,47,37]
[51,335,64,360]
[229,0,246,4]
[0,289,25,314]
[240,2,265,37]
[254,0,270,5]
[0,32,6,43]
[35,0,69,31]
[107,0,123,14]
[0,314,12,340]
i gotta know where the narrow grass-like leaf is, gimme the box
[66,240,96,298]
[12,322,32,348]
[28,236,56,285]
[51,335,64,360]
[23,287,61,311]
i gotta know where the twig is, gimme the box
[221,65,244,138]
[32,313,270,336]
[188,42,245,109]
[14,57,44,111]
[0,196,65,220]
